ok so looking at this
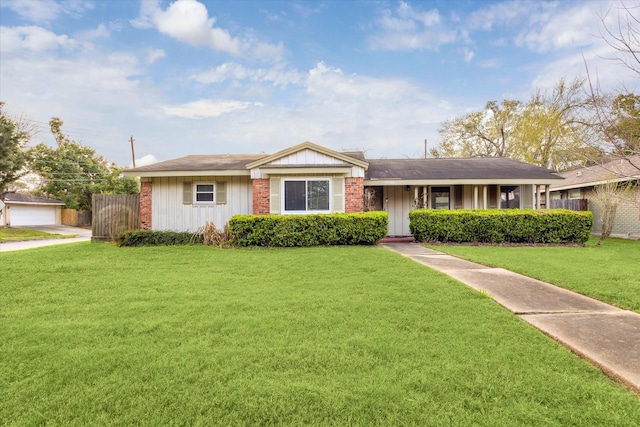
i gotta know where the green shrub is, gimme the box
[229,212,389,247]
[409,209,593,244]
[116,230,203,247]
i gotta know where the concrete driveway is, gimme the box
[0,225,92,252]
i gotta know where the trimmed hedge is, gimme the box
[116,230,203,247]
[409,209,593,244]
[228,212,389,247]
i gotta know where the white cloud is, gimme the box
[369,1,457,51]
[0,26,76,52]
[190,62,302,87]
[515,3,602,53]
[0,0,94,23]
[461,47,474,62]
[146,48,166,64]
[79,23,110,40]
[162,99,264,119]
[135,154,158,167]
[1,0,62,23]
[131,0,283,61]
[467,1,543,31]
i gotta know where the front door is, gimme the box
[384,186,413,236]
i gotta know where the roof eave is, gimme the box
[122,170,251,178]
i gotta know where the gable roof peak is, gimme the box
[246,141,369,169]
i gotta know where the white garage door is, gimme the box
[10,205,57,226]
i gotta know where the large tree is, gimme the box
[437,99,522,160]
[0,102,31,194]
[585,2,640,169]
[27,118,138,210]
[512,78,597,170]
[436,79,592,170]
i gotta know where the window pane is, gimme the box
[307,180,329,210]
[196,193,214,202]
[195,184,215,202]
[500,186,520,209]
[431,187,450,209]
[284,181,306,211]
[196,184,214,192]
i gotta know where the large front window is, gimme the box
[284,179,330,212]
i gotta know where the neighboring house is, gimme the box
[123,141,563,236]
[548,155,640,239]
[0,193,64,226]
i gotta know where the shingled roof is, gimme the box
[127,154,267,173]
[366,157,563,181]
[2,193,65,205]
[551,155,640,190]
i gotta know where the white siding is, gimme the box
[271,149,347,165]
[152,176,252,232]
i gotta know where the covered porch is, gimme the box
[364,182,553,237]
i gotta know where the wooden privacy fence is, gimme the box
[92,194,140,242]
[550,199,589,211]
[61,209,92,227]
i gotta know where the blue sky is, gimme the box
[0,0,636,167]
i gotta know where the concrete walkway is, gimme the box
[0,225,92,252]
[381,242,640,395]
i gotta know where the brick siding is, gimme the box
[140,181,152,230]
[345,177,364,213]
[252,178,270,215]
[586,187,640,238]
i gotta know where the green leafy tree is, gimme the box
[436,79,593,170]
[513,78,596,170]
[437,100,522,159]
[27,118,138,210]
[0,102,31,193]
[609,93,640,155]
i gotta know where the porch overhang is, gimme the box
[364,179,561,186]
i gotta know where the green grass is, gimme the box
[429,236,640,313]
[0,227,74,241]
[2,243,639,425]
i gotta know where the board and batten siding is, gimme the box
[271,149,348,165]
[151,176,252,231]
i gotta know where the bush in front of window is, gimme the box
[409,209,593,244]
[116,230,204,247]
[229,212,389,247]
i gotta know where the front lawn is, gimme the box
[2,243,639,425]
[0,227,73,242]
[429,237,640,313]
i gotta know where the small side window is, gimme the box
[195,183,215,203]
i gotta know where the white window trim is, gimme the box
[194,182,216,205]
[281,177,332,214]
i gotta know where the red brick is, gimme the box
[252,178,270,215]
[140,181,152,230]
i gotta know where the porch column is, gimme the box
[483,185,488,209]
[423,186,427,208]
[536,185,541,209]
[473,185,479,209]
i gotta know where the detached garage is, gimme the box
[0,193,64,226]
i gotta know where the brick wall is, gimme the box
[252,178,270,215]
[345,177,364,213]
[140,181,152,230]
[586,187,640,239]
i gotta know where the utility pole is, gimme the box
[424,138,427,159]
[130,135,136,168]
